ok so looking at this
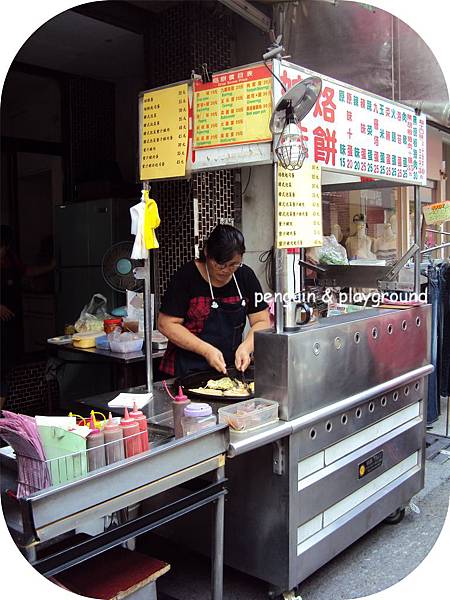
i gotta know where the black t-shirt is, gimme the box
[160,260,268,318]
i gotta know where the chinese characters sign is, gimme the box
[193,65,272,149]
[275,61,427,185]
[276,163,322,249]
[423,201,450,225]
[140,84,189,180]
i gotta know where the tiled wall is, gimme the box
[5,361,58,416]
[147,2,237,303]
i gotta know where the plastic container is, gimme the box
[72,332,105,348]
[218,399,279,433]
[181,403,216,436]
[95,335,110,350]
[109,334,144,354]
[104,318,122,334]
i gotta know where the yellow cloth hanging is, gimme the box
[143,191,161,249]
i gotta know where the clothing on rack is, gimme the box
[439,263,450,397]
[426,261,450,423]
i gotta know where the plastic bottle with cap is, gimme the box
[103,412,125,464]
[120,407,142,458]
[86,415,106,471]
[181,402,216,436]
[172,386,191,438]
[129,402,149,451]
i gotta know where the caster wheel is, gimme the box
[282,591,303,600]
[384,507,406,524]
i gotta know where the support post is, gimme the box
[274,162,284,333]
[414,185,421,296]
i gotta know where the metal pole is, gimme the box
[211,464,224,600]
[142,181,153,400]
[273,162,284,333]
[144,252,153,396]
[414,185,421,296]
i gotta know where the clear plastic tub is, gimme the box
[181,403,216,436]
[218,399,279,433]
[109,335,144,353]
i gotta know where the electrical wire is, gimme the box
[259,247,274,291]
[263,59,287,93]
[242,168,252,196]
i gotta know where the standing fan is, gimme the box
[102,242,143,293]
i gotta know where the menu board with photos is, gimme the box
[274,61,427,186]
[140,83,189,180]
[276,163,323,249]
[193,65,272,149]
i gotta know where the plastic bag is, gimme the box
[307,235,348,266]
[75,293,108,333]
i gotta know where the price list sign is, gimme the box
[140,83,189,180]
[276,63,427,185]
[193,65,272,149]
[276,163,323,249]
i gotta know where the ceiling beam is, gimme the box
[71,1,156,35]
[218,0,271,32]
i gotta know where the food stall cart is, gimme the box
[1,54,432,600]
[135,55,432,599]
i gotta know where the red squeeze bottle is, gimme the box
[120,407,142,458]
[129,402,149,452]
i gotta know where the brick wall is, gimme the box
[5,361,58,416]
[146,2,237,302]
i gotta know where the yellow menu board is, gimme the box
[194,65,272,149]
[276,163,323,249]
[140,83,189,180]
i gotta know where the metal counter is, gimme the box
[222,305,432,596]
[1,418,228,600]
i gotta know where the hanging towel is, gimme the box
[143,193,161,249]
[130,192,146,259]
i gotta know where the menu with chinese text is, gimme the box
[276,163,323,249]
[140,83,189,180]
[276,63,426,186]
[193,65,272,149]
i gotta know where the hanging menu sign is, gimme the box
[274,61,427,185]
[422,201,450,225]
[140,83,189,180]
[193,65,272,149]
[276,163,323,249]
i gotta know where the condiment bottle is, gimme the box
[103,412,125,464]
[129,402,149,452]
[86,416,106,471]
[172,387,190,438]
[181,402,216,436]
[120,407,142,458]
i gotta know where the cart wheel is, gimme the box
[384,507,406,524]
[282,591,303,600]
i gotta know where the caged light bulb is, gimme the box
[275,116,308,171]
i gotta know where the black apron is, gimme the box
[174,267,247,377]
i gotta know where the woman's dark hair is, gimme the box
[202,224,245,264]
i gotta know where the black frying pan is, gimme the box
[175,365,255,401]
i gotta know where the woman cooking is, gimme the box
[158,224,270,378]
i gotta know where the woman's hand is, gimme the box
[235,344,251,372]
[0,305,14,321]
[203,344,227,374]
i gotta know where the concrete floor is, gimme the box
[147,400,450,600]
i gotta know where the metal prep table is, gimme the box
[0,394,228,600]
